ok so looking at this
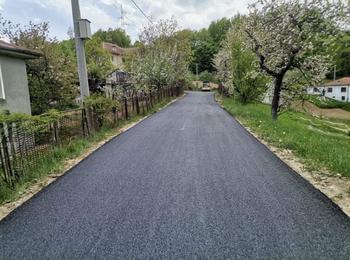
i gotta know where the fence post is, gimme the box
[124,96,128,119]
[0,123,14,186]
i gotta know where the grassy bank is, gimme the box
[0,97,174,205]
[219,96,350,178]
[307,95,350,112]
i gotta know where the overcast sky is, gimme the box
[0,0,250,42]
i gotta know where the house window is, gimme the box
[0,64,5,100]
[342,96,346,101]
[327,87,332,93]
[341,87,347,92]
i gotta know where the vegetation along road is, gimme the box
[1,92,350,259]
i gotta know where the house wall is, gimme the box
[111,54,124,69]
[0,55,32,114]
[324,85,350,102]
[307,86,350,103]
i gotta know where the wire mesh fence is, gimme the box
[0,86,182,188]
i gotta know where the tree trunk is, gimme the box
[271,76,283,121]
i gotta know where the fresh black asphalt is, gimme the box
[1,92,350,259]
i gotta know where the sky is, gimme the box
[0,0,250,42]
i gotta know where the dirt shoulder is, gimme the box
[294,101,350,121]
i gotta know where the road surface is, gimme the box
[1,92,350,259]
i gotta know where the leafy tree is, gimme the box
[131,18,190,93]
[243,0,348,120]
[93,28,131,47]
[330,31,350,78]
[0,19,78,114]
[85,36,115,80]
[215,19,267,104]
[208,18,232,48]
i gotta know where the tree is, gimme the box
[93,28,131,47]
[243,0,347,120]
[0,18,78,114]
[331,31,350,78]
[215,18,267,104]
[208,18,232,48]
[85,36,115,80]
[131,18,190,94]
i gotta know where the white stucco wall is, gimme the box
[0,55,32,114]
[307,85,350,102]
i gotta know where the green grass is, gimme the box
[219,96,350,178]
[307,95,350,112]
[0,97,174,205]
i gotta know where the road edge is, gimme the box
[215,94,350,218]
[0,93,186,221]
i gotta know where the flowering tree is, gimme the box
[214,16,268,103]
[131,18,190,94]
[243,0,348,120]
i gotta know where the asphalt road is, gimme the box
[1,92,350,259]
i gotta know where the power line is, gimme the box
[129,0,152,23]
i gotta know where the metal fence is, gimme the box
[0,86,182,187]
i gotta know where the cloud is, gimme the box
[3,0,251,41]
[0,0,5,10]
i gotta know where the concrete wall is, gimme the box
[307,86,350,102]
[0,55,32,114]
[111,54,124,69]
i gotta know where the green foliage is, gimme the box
[131,18,190,92]
[220,97,350,177]
[84,94,118,112]
[208,18,232,47]
[85,36,115,80]
[0,109,63,133]
[307,95,350,112]
[93,28,131,47]
[190,39,217,73]
[189,18,232,74]
[215,17,268,104]
[328,31,350,78]
[198,71,217,83]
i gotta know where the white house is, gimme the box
[307,77,350,102]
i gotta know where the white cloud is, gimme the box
[0,0,6,10]
[8,0,252,41]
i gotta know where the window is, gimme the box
[0,64,5,100]
[342,96,346,101]
[327,87,333,93]
[341,87,347,92]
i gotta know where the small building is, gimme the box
[102,42,137,69]
[307,77,350,102]
[0,40,41,114]
[102,42,125,69]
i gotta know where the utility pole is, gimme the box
[334,65,337,81]
[71,0,90,101]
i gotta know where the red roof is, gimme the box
[325,77,350,86]
[0,40,42,58]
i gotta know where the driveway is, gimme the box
[1,92,350,259]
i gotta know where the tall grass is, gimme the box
[220,97,350,178]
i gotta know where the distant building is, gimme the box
[102,42,137,69]
[307,77,350,102]
[0,40,41,114]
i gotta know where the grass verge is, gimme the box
[307,95,350,112]
[218,95,350,178]
[0,97,174,205]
